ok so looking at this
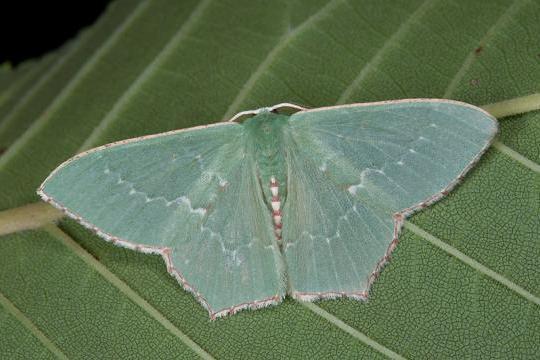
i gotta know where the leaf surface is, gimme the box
[0,0,538,358]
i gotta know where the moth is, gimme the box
[38,99,497,319]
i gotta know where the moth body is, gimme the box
[244,111,289,220]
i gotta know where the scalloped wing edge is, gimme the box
[38,188,285,320]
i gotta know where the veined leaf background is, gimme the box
[0,0,539,358]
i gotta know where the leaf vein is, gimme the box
[45,224,215,360]
[302,302,406,360]
[0,42,78,142]
[336,0,435,104]
[79,0,214,151]
[0,291,68,359]
[492,140,540,173]
[442,0,527,98]
[222,0,343,120]
[405,221,540,306]
[0,0,152,169]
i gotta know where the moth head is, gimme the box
[228,103,306,123]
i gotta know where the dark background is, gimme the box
[0,2,111,65]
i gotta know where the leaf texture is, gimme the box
[0,0,539,358]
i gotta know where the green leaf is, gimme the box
[0,0,538,358]
[0,53,61,130]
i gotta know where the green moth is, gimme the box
[38,99,497,319]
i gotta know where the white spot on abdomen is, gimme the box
[270,176,282,241]
[271,199,280,211]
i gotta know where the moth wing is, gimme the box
[39,123,284,318]
[283,100,497,298]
